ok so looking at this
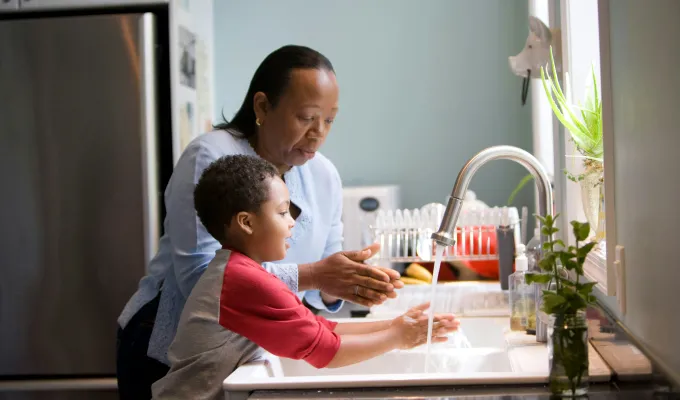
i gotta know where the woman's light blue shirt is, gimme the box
[118,129,344,364]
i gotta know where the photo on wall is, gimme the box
[179,25,196,89]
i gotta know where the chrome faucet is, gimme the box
[431,145,553,342]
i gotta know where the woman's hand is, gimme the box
[299,243,404,307]
[389,303,459,350]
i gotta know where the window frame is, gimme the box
[535,0,617,298]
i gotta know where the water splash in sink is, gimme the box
[424,244,446,372]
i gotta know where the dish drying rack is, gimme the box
[367,204,521,264]
[368,282,510,318]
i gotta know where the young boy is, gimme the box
[151,155,459,400]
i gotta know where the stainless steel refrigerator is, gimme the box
[0,4,172,399]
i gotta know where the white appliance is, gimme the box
[342,185,401,251]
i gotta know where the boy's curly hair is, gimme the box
[194,154,279,243]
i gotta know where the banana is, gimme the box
[400,277,429,285]
[405,263,433,283]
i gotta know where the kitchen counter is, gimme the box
[504,329,612,381]
[228,288,679,400]
[247,382,677,399]
[224,317,615,400]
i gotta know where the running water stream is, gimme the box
[424,244,446,372]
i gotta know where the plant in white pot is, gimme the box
[542,47,604,240]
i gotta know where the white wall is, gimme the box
[213,0,535,210]
[605,0,680,383]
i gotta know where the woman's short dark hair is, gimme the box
[194,154,279,243]
[215,45,335,138]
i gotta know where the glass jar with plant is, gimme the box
[526,213,598,397]
[507,47,604,241]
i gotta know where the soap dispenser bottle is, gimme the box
[509,244,536,331]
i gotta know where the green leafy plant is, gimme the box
[542,47,603,165]
[526,214,597,396]
[506,174,534,207]
[525,214,597,313]
[506,46,604,206]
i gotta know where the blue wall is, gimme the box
[213,0,533,210]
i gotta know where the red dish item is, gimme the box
[455,225,499,279]
[417,225,500,281]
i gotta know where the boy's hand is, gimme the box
[389,302,459,350]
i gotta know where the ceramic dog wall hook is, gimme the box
[509,16,562,106]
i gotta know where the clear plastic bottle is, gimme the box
[525,228,542,272]
[509,244,536,331]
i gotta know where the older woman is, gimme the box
[116,45,403,399]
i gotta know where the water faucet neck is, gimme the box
[432,145,553,248]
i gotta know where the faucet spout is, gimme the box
[431,145,554,343]
[431,145,553,247]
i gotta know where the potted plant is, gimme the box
[526,213,598,397]
[508,47,605,241]
[543,47,604,240]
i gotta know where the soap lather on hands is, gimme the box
[302,242,404,307]
[326,302,459,368]
[392,302,457,349]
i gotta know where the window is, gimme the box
[533,0,613,295]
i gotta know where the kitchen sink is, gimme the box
[275,347,512,377]
[454,317,508,348]
[223,317,611,400]
[223,348,542,400]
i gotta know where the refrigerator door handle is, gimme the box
[139,12,160,264]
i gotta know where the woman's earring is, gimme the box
[255,118,261,126]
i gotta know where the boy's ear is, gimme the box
[235,211,255,235]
